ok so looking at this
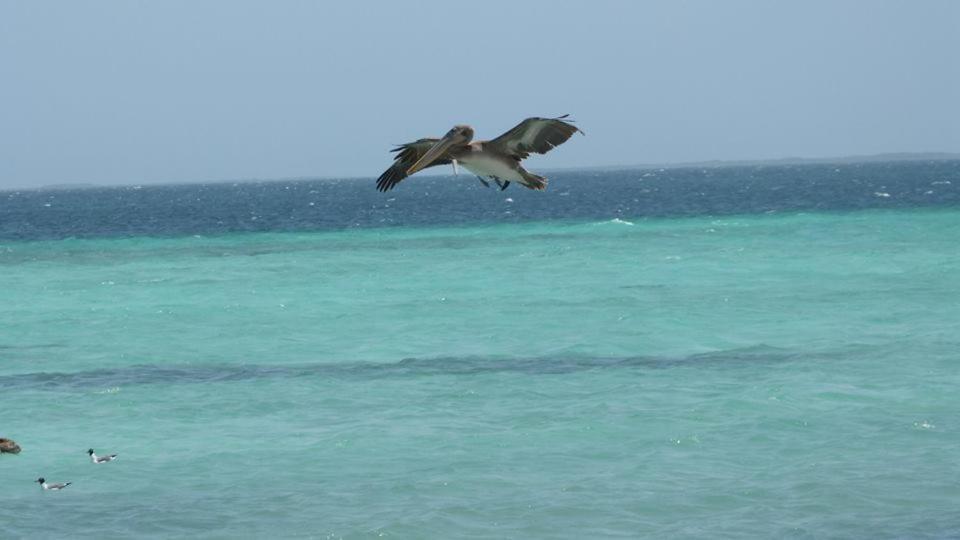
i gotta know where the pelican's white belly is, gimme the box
[459,155,524,182]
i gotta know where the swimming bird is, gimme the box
[376,115,583,192]
[37,478,72,490]
[88,448,118,464]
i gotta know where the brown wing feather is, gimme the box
[486,115,583,160]
[376,138,452,192]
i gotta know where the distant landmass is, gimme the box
[34,183,102,190]
[561,152,960,173]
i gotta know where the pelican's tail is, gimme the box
[520,171,548,191]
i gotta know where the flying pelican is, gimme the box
[376,115,583,192]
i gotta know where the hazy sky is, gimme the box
[1,1,957,188]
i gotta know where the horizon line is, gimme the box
[5,151,960,192]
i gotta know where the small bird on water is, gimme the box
[37,478,71,490]
[376,115,583,192]
[88,448,118,464]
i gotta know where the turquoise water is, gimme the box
[2,206,959,537]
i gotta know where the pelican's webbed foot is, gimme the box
[496,179,511,191]
[476,176,490,188]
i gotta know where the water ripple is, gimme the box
[0,345,798,391]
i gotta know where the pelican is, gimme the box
[376,115,583,192]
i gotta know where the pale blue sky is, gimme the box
[1,1,957,188]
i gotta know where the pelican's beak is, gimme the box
[407,133,457,176]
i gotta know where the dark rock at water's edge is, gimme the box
[0,438,21,454]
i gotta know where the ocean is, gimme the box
[2,160,959,538]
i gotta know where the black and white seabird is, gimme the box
[88,448,118,464]
[37,477,72,490]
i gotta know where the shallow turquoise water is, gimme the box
[2,209,960,538]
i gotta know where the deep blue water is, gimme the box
[3,160,959,240]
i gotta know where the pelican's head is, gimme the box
[407,124,474,176]
[88,449,95,455]
[447,125,474,143]
[37,478,45,484]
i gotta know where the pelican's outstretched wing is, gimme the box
[486,115,583,160]
[376,138,452,192]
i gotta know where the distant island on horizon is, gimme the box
[13,151,960,192]
[569,152,960,173]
